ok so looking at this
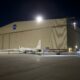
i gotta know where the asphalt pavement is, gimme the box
[0,53,80,80]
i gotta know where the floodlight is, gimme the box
[36,15,43,22]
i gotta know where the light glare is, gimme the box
[73,22,77,30]
[36,16,43,22]
[75,45,78,49]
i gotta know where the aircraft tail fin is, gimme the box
[36,40,41,49]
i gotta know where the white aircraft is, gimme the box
[19,40,42,53]
[0,40,42,54]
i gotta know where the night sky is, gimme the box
[0,0,80,27]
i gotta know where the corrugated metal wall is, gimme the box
[0,35,3,49]
[0,19,67,49]
[3,34,10,49]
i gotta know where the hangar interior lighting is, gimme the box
[36,15,43,22]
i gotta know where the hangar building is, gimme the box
[0,18,79,51]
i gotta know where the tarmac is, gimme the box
[0,53,80,80]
